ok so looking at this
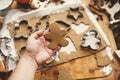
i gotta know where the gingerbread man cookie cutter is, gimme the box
[80,30,101,51]
[14,20,32,39]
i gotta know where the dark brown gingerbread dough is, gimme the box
[45,23,69,49]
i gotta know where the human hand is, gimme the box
[26,30,59,65]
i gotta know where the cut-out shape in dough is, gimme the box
[67,7,83,21]
[36,15,49,31]
[45,23,69,49]
[80,30,101,50]
[70,23,89,34]
[48,12,73,26]
[14,20,32,38]
[59,37,76,54]
[56,20,70,29]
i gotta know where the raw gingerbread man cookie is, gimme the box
[45,23,69,49]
